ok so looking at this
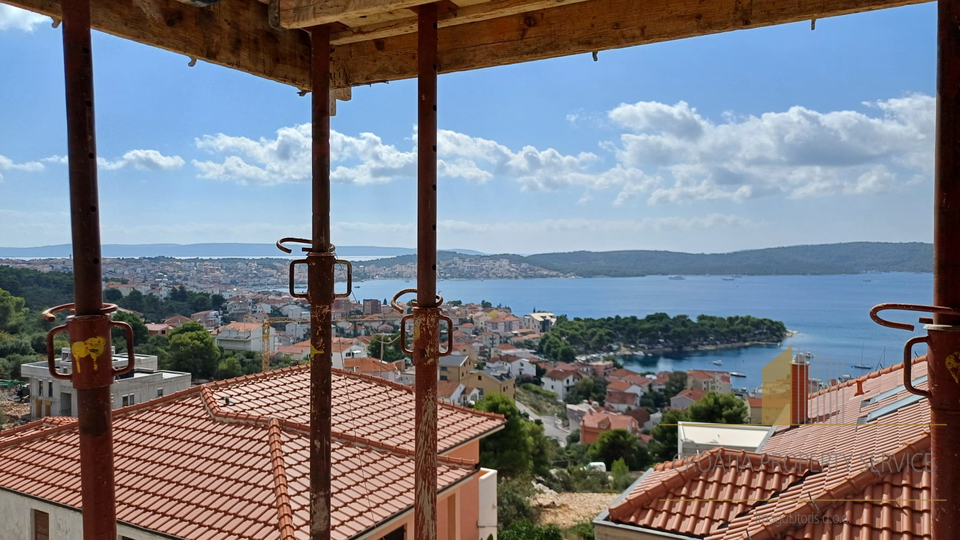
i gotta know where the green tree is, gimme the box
[0,288,28,334]
[527,421,554,477]
[664,371,687,397]
[111,311,149,352]
[589,429,648,470]
[168,326,220,379]
[688,391,748,424]
[103,288,123,303]
[475,394,533,478]
[481,300,493,309]
[650,409,689,461]
[368,332,405,363]
[566,522,595,540]
[496,479,540,530]
[611,458,633,491]
[564,377,608,405]
[215,356,244,380]
[566,429,581,445]
[500,521,562,540]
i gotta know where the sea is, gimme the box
[344,273,934,392]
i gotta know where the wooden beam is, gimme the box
[328,0,931,88]
[1,0,930,91]
[279,0,437,28]
[328,0,593,45]
[3,0,312,89]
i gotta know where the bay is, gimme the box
[346,273,933,391]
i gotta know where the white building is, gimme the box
[22,349,191,419]
[542,369,581,401]
[522,312,557,333]
[488,356,537,379]
[215,321,276,352]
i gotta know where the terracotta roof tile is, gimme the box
[0,368,503,540]
[605,359,934,540]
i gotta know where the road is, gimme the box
[516,400,569,444]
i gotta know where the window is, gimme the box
[33,509,49,540]
[122,394,135,407]
[381,525,405,540]
[157,388,164,398]
[37,381,43,397]
[48,382,53,397]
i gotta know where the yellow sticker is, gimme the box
[946,353,960,384]
[311,345,324,356]
[71,337,107,373]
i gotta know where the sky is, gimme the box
[0,3,939,255]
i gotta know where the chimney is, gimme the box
[791,353,810,425]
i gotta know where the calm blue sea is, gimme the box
[346,273,933,391]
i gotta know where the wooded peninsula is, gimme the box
[535,313,789,361]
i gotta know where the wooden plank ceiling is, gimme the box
[2,0,931,91]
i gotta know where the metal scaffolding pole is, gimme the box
[930,0,960,534]
[308,24,334,540]
[42,0,135,537]
[415,5,440,540]
[872,1,960,536]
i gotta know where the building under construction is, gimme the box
[0,0,959,539]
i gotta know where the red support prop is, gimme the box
[307,24,334,540]
[55,0,127,537]
[930,0,960,533]
[415,5,440,540]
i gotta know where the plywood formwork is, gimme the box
[2,0,932,90]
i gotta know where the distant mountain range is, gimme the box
[0,242,934,276]
[361,242,934,277]
[0,243,484,259]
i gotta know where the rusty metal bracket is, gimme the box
[869,303,960,331]
[390,288,443,313]
[43,312,136,389]
[902,335,932,398]
[280,238,351,299]
[41,302,117,322]
[397,306,454,358]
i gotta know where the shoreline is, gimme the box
[617,332,795,357]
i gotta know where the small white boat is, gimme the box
[712,360,723,366]
[669,275,685,280]
[731,372,746,378]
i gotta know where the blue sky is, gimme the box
[0,3,938,254]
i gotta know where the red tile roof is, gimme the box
[581,411,637,431]
[673,388,705,402]
[609,448,821,536]
[0,367,504,540]
[544,369,580,381]
[605,359,934,540]
[605,391,638,405]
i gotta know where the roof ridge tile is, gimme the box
[268,419,296,540]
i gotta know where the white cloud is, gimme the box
[193,124,655,195]
[99,150,185,171]
[191,94,934,206]
[0,5,48,32]
[608,94,934,204]
[41,151,184,171]
[0,154,44,181]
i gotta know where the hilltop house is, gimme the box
[580,411,640,445]
[543,369,582,401]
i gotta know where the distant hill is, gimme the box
[361,242,933,276]
[0,244,484,258]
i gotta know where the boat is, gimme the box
[854,343,871,369]
[723,277,735,281]
[731,371,746,377]
[669,275,685,280]
[712,360,723,366]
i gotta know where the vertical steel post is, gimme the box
[307,24,334,540]
[415,5,440,540]
[61,0,118,537]
[931,0,960,534]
